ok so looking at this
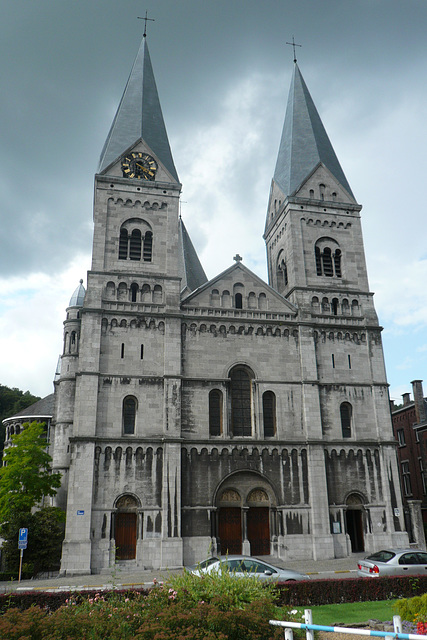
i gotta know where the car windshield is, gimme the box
[197,557,219,569]
[366,550,396,563]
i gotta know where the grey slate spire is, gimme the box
[98,36,179,182]
[178,219,207,294]
[274,63,354,199]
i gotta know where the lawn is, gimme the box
[291,600,397,626]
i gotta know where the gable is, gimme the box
[98,139,179,184]
[295,163,356,205]
[181,263,297,315]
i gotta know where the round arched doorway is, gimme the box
[215,472,277,556]
[345,493,365,552]
[114,495,139,560]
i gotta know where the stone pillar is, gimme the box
[407,500,426,550]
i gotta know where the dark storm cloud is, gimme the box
[1,0,427,396]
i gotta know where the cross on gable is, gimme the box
[233,254,242,263]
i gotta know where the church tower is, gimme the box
[54,38,409,576]
[58,34,206,575]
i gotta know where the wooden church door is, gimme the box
[115,512,137,560]
[218,507,242,554]
[247,507,270,555]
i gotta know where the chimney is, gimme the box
[411,380,426,424]
[402,392,411,406]
[390,399,395,411]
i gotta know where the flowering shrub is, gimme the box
[0,574,299,640]
[394,592,427,628]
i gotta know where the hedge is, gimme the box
[1,574,427,613]
[276,575,427,606]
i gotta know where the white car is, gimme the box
[189,555,310,582]
[357,549,427,577]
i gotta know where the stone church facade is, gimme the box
[50,34,409,575]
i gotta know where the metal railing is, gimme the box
[270,609,427,640]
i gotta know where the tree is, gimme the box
[0,421,61,520]
[0,384,41,457]
[0,421,64,575]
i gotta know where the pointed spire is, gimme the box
[98,37,179,182]
[178,219,207,294]
[274,64,353,199]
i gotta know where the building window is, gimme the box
[401,461,412,496]
[263,391,276,437]
[419,458,427,494]
[315,238,342,278]
[230,366,253,436]
[143,231,153,262]
[209,390,222,436]
[340,402,352,438]
[397,429,406,446]
[123,396,137,435]
[118,220,153,262]
[235,292,243,309]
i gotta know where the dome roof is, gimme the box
[69,279,86,307]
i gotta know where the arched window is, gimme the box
[209,390,222,436]
[315,238,342,278]
[143,231,153,262]
[235,292,243,309]
[230,366,253,436]
[119,229,129,260]
[118,219,153,262]
[276,251,288,291]
[331,298,339,316]
[129,230,142,260]
[123,396,137,435]
[340,402,352,438]
[263,391,276,437]
[130,283,139,302]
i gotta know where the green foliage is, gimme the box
[394,593,427,623]
[299,599,398,625]
[0,507,65,576]
[165,565,277,610]
[0,581,291,640]
[0,422,61,520]
[0,385,41,457]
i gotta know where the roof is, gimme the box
[3,393,55,423]
[69,279,86,307]
[178,219,207,294]
[274,63,354,199]
[98,36,179,182]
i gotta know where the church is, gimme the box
[49,32,409,575]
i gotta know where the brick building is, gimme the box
[21,32,409,575]
[391,380,427,543]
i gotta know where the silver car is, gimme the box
[190,555,310,582]
[357,548,427,577]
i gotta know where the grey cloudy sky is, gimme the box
[1,0,427,402]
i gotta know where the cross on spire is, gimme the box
[286,36,302,63]
[138,10,155,37]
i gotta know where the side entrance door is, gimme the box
[115,512,137,560]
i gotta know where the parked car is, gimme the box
[189,555,310,582]
[357,549,427,577]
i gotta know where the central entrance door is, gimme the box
[247,507,270,555]
[218,507,242,554]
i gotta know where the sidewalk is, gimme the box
[0,554,365,593]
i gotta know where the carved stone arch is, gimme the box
[214,470,278,556]
[115,493,141,510]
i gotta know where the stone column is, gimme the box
[407,500,426,550]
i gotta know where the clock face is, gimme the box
[121,152,158,180]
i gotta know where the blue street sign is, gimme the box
[18,528,28,543]
[18,528,28,550]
